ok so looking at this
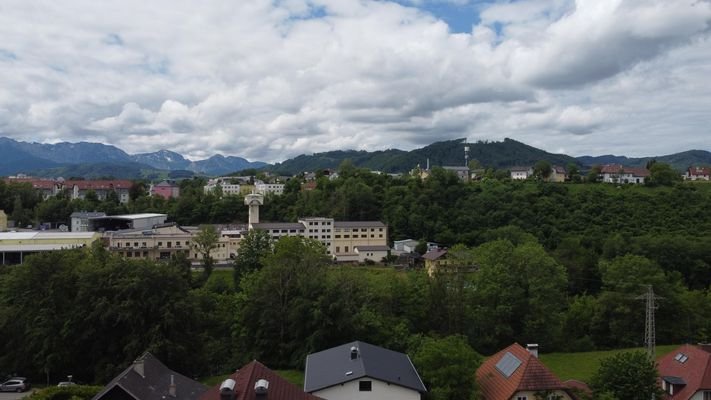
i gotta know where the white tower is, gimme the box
[245,193,264,225]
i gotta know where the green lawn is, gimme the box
[539,344,679,383]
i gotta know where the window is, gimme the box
[167,241,172,248]
[359,381,372,392]
[336,247,340,253]
[335,235,341,238]
[516,397,527,400]
[344,235,350,238]
[345,246,349,253]
[134,242,139,247]
[704,391,711,400]
[158,241,163,246]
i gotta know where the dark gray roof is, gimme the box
[92,352,207,400]
[304,341,426,393]
[251,222,305,230]
[71,212,106,218]
[355,245,390,251]
[662,376,687,385]
[334,221,386,228]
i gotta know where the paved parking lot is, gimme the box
[0,390,33,400]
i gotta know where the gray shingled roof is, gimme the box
[304,341,426,393]
[92,352,207,400]
[333,221,386,228]
[251,222,306,230]
[355,245,390,251]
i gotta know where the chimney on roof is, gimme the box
[133,357,145,378]
[526,344,539,358]
[220,379,236,400]
[350,346,359,360]
[168,374,176,397]
[254,379,269,396]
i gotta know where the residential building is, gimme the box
[476,343,581,400]
[550,166,567,183]
[92,352,207,400]
[304,341,426,400]
[684,166,711,181]
[0,231,101,265]
[204,178,242,196]
[657,343,711,399]
[71,211,106,232]
[3,177,60,199]
[599,164,650,184]
[422,248,449,276]
[3,177,133,202]
[443,166,470,182]
[256,182,285,196]
[201,360,321,400]
[511,167,533,180]
[105,224,194,261]
[65,180,133,203]
[150,180,180,199]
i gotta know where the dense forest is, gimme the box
[1,164,711,398]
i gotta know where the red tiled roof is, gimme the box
[476,343,571,400]
[658,344,711,400]
[4,178,57,190]
[688,166,711,176]
[600,164,650,177]
[65,180,133,190]
[200,360,321,400]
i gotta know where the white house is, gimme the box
[510,166,533,180]
[304,341,426,400]
[599,164,650,184]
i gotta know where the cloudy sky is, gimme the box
[0,0,710,163]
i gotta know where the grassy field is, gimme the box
[539,344,679,382]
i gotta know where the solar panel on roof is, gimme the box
[675,353,689,363]
[495,352,522,378]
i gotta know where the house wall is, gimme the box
[300,218,335,255]
[312,378,420,400]
[513,389,574,400]
[355,249,388,263]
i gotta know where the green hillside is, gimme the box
[268,138,580,174]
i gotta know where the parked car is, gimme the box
[0,377,30,392]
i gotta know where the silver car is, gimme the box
[0,377,29,392]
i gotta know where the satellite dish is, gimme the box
[59,224,68,232]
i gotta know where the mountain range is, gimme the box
[0,137,267,178]
[0,136,709,179]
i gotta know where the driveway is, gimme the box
[0,390,33,400]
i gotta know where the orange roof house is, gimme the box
[476,343,583,400]
[657,344,711,399]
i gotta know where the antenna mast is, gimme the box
[636,285,662,359]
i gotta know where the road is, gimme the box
[0,390,33,400]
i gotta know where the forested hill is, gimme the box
[268,138,580,174]
[577,149,711,170]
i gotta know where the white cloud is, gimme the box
[0,0,708,163]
